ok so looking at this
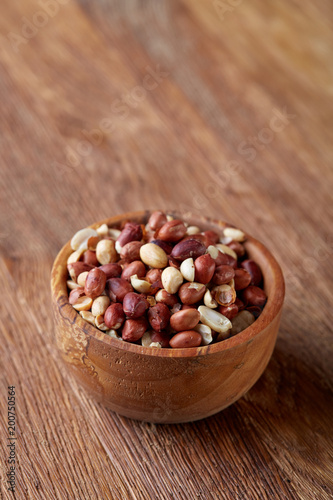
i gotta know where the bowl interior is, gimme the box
[51,210,285,358]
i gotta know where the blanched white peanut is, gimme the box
[77,271,89,287]
[180,258,195,282]
[71,228,98,251]
[115,240,123,254]
[141,331,162,348]
[106,329,122,339]
[109,228,121,240]
[150,342,162,348]
[161,267,183,294]
[67,280,81,290]
[198,305,232,334]
[194,323,213,345]
[204,289,218,309]
[216,244,238,260]
[186,226,200,235]
[67,249,85,264]
[130,274,152,294]
[96,239,117,265]
[79,311,95,325]
[95,314,109,331]
[223,227,245,242]
[140,243,168,268]
[231,310,255,335]
[96,223,109,236]
[91,295,111,317]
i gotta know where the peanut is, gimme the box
[161,267,183,294]
[77,271,89,287]
[223,227,245,242]
[231,310,255,335]
[212,265,235,285]
[194,323,213,345]
[95,314,109,331]
[71,228,98,251]
[106,278,133,302]
[67,249,85,264]
[72,295,93,311]
[91,295,111,317]
[216,243,238,261]
[170,309,200,332]
[120,241,143,262]
[203,289,218,309]
[147,303,170,331]
[79,311,95,325]
[69,287,85,305]
[67,212,266,347]
[130,275,152,294]
[140,243,168,269]
[67,262,94,282]
[145,268,163,285]
[169,331,202,348]
[178,282,206,305]
[117,222,142,247]
[99,263,122,279]
[150,239,173,255]
[180,258,195,282]
[234,269,252,290]
[240,260,263,286]
[96,239,118,265]
[122,261,146,281]
[198,305,232,334]
[218,303,239,320]
[148,211,168,231]
[186,225,200,235]
[84,268,107,299]
[83,250,99,267]
[155,289,179,307]
[211,284,236,306]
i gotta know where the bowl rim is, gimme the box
[51,210,285,359]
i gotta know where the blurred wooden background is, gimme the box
[0,0,332,498]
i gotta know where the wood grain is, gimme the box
[0,0,332,498]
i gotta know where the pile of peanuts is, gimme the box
[66,212,267,349]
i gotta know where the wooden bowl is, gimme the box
[51,211,285,423]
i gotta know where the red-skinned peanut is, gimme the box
[122,318,148,342]
[241,260,263,286]
[194,254,216,284]
[242,286,267,306]
[234,269,252,290]
[106,278,133,302]
[104,303,125,329]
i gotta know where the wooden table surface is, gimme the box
[1,0,332,498]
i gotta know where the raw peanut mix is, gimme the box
[66,212,267,349]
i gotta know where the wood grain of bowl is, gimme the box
[51,211,285,423]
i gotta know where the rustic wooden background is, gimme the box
[0,0,332,498]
